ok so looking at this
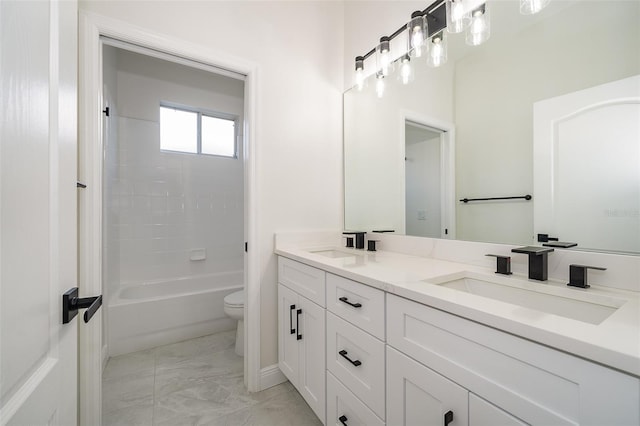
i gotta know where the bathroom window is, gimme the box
[160,104,237,158]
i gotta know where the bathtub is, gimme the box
[108,271,242,356]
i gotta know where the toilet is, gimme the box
[224,290,244,356]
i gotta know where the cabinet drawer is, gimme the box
[278,256,326,307]
[326,273,385,340]
[327,312,385,419]
[327,372,384,426]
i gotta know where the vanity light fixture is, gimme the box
[376,36,393,76]
[398,54,414,84]
[353,0,545,89]
[427,30,448,67]
[466,3,490,46]
[407,11,427,58]
[355,56,365,91]
[375,72,386,98]
[520,0,550,15]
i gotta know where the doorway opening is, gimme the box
[100,40,249,422]
[403,119,455,239]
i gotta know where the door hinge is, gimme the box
[102,107,110,117]
[244,242,248,252]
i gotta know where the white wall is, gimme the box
[110,49,244,285]
[80,0,344,368]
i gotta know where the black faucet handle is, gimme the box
[567,264,607,289]
[537,233,559,243]
[343,236,355,248]
[485,254,512,275]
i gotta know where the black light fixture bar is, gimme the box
[359,0,446,61]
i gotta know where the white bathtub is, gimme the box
[108,272,242,356]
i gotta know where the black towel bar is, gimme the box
[460,195,532,203]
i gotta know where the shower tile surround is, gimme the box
[113,117,243,283]
[103,331,321,426]
[103,47,245,288]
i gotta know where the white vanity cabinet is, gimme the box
[277,258,326,424]
[387,294,640,426]
[277,254,640,426]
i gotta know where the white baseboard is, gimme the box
[259,364,287,391]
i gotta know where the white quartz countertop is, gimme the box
[275,245,640,377]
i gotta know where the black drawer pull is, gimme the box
[289,304,296,334]
[339,349,362,366]
[296,309,302,340]
[339,296,362,308]
[338,415,348,426]
[444,410,454,426]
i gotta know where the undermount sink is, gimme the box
[309,249,362,259]
[424,271,626,325]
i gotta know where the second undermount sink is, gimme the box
[424,271,627,325]
[309,249,362,259]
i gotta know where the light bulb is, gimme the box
[427,32,447,68]
[466,5,490,46]
[447,0,471,34]
[520,0,550,15]
[412,31,425,57]
[399,55,413,85]
[407,11,426,58]
[354,56,365,91]
[376,36,394,77]
[375,73,385,98]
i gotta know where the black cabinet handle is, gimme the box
[444,410,454,426]
[338,349,362,366]
[338,415,348,426]
[296,309,302,340]
[289,304,296,334]
[339,296,362,308]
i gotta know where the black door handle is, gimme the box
[339,296,362,308]
[62,287,102,324]
[296,309,302,340]
[338,415,348,426]
[289,304,296,334]
[338,349,362,366]
[444,410,454,426]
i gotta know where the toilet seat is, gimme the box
[224,290,244,307]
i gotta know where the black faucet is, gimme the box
[511,246,555,281]
[343,231,366,250]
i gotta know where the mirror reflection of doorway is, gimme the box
[405,121,446,238]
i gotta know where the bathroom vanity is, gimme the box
[275,234,640,426]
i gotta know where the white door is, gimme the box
[277,284,299,384]
[534,75,640,253]
[1,0,78,424]
[297,296,325,424]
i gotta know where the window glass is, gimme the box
[202,115,236,157]
[160,106,198,153]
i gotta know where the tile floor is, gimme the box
[103,330,322,426]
